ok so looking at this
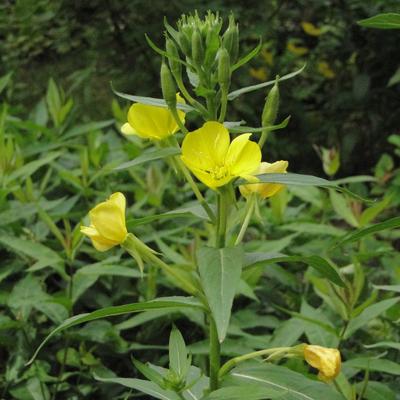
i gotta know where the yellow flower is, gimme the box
[301,21,322,36]
[181,121,261,189]
[80,192,128,252]
[304,345,341,382]
[121,94,185,140]
[240,160,288,199]
[317,61,336,79]
[249,67,268,82]
[287,41,309,56]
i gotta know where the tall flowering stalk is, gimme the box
[32,12,346,399]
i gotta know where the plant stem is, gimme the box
[175,76,209,118]
[234,194,256,245]
[216,188,229,248]
[209,318,221,391]
[258,128,270,148]
[219,347,290,378]
[218,89,228,123]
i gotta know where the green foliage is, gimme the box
[0,3,400,400]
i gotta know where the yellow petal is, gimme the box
[226,134,261,177]
[121,122,137,136]
[80,225,117,252]
[89,194,127,243]
[127,100,185,140]
[181,121,230,172]
[240,160,288,199]
[108,192,126,214]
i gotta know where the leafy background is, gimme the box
[1,0,400,399]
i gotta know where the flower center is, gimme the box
[209,165,230,181]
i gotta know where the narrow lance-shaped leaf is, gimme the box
[244,252,345,287]
[114,147,181,171]
[333,216,400,248]
[112,85,194,113]
[94,375,181,400]
[169,326,189,378]
[228,64,306,100]
[197,246,243,342]
[236,172,373,204]
[27,297,204,365]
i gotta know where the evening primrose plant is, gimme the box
[28,12,368,399]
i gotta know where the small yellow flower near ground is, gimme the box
[240,160,288,199]
[304,345,341,382]
[301,21,322,36]
[249,67,268,82]
[80,192,128,251]
[121,94,186,140]
[317,61,336,79]
[287,41,309,56]
[181,121,261,190]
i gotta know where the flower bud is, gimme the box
[304,345,341,382]
[191,29,204,66]
[218,48,231,91]
[161,61,177,109]
[223,14,239,63]
[178,32,191,56]
[166,39,181,78]
[321,147,340,176]
[262,76,279,128]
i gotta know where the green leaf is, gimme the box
[344,357,400,375]
[329,190,359,228]
[225,363,344,400]
[6,152,61,184]
[228,64,306,100]
[94,375,181,400]
[356,381,396,400]
[227,116,290,134]
[46,78,61,126]
[197,246,244,342]
[301,300,339,347]
[62,119,114,139]
[244,253,345,287]
[112,85,194,113]
[333,216,400,247]
[132,358,165,387]
[0,72,13,94]
[0,235,64,275]
[236,173,371,203]
[358,13,400,29]
[169,326,189,378]
[345,297,400,338]
[76,262,142,278]
[203,385,282,399]
[231,38,262,72]
[27,297,204,365]
[359,196,391,227]
[114,147,181,171]
[373,284,400,293]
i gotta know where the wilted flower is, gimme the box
[304,345,341,382]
